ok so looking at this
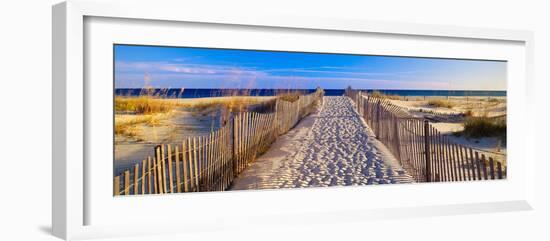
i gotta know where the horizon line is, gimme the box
[114,87,507,92]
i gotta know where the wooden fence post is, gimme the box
[424,120,431,182]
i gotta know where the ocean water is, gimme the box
[115,88,506,98]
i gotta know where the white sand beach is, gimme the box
[230,96,414,190]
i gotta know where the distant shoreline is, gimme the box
[114,88,507,98]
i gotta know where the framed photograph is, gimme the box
[53,0,535,240]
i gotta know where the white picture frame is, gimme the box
[52,0,535,240]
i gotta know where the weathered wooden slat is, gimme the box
[489,157,496,180]
[424,120,431,182]
[114,176,120,196]
[436,130,447,181]
[481,154,488,180]
[458,146,468,181]
[204,135,209,191]
[213,129,220,190]
[197,137,203,191]
[219,126,224,190]
[237,113,243,173]
[233,113,239,175]
[433,127,442,182]
[411,121,418,181]
[155,148,164,194]
[456,144,465,181]
[497,162,503,179]
[468,148,477,181]
[124,170,130,195]
[244,112,250,169]
[141,160,147,194]
[209,131,214,191]
[409,120,418,181]
[417,120,424,181]
[439,132,449,181]
[182,140,189,192]
[175,145,181,193]
[209,132,214,191]
[133,164,139,195]
[192,137,199,191]
[246,112,252,166]
[167,144,174,193]
[161,145,167,193]
[444,137,454,181]
[242,112,246,170]
[474,151,482,180]
[148,156,154,194]
[222,126,226,190]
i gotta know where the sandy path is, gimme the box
[230,96,414,190]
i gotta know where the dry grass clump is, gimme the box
[186,96,275,112]
[275,89,305,102]
[463,109,474,117]
[277,92,300,102]
[116,95,273,114]
[114,114,164,138]
[115,96,176,114]
[369,90,402,100]
[427,99,455,108]
[462,116,506,139]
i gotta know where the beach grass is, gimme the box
[276,92,301,102]
[190,96,274,110]
[114,95,276,137]
[115,96,177,114]
[114,114,165,138]
[462,116,506,139]
[427,99,455,108]
[115,95,274,114]
[369,90,402,100]
[463,109,474,117]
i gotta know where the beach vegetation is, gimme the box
[462,116,506,139]
[369,90,402,100]
[277,92,301,102]
[114,95,275,138]
[427,99,455,108]
[115,95,274,114]
[463,109,474,117]
[114,114,164,139]
[115,96,176,114]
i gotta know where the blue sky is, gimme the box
[114,45,506,90]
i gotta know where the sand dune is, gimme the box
[389,96,507,118]
[230,96,414,190]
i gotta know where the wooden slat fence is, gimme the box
[344,88,506,182]
[114,88,324,195]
